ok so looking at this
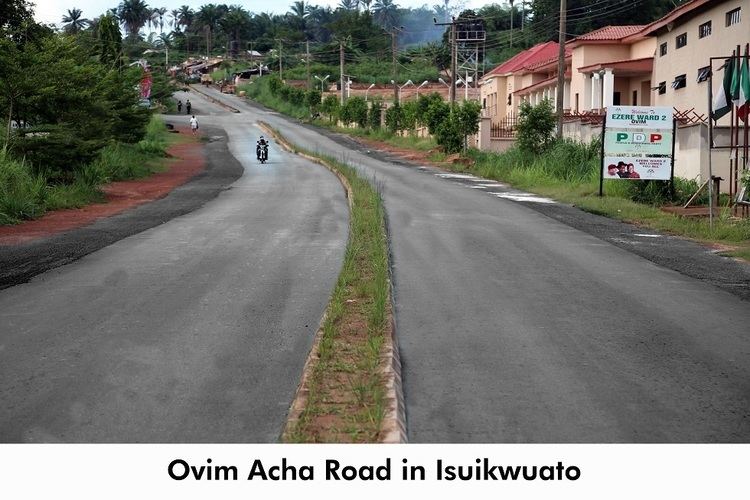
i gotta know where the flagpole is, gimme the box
[744,43,749,209]
[708,65,714,228]
[734,46,741,199]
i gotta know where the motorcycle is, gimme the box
[258,143,269,164]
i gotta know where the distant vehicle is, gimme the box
[200,74,213,86]
[138,98,151,108]
[258,143,268,164]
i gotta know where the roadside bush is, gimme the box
[401,100,419,132]
[11,125,105,182]
[268,76,283,95]
[340,97,368,127]
[516,99,557,154]
[385,103,402,133]
[321,95,340,123]
[0,148,47,224]
[367,101,382,129]
[434,111,462,154]
[425,99,450,136]
[305,89,322,113]
[625,177,704,206]
[289,87,306,107]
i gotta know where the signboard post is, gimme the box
[599,106,675,196]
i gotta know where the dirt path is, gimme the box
[0,126,205,246]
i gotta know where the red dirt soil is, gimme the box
[0,126,205,246]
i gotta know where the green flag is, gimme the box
[737,47,750,122]
[712,56,734,121]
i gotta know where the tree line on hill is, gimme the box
[53,1,685,77]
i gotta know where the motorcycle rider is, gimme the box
[256,136,268,161]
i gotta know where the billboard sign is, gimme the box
[602,106,674,182]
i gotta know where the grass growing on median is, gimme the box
[268,128,391,443]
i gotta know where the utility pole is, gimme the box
[306,40,311,89]
[510,0,514,48]
[556,0,566,139]
[434,17,459,104]
[391,29,398,103]
[339,40,346,105]
[277,38,283,81]
[521,1,525,31]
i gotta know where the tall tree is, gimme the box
[373,0,399,29]
[219,5,251,55]
[117,0,151,38]
[150,7,168,32]
[97,12,123,68]
[62,8,90,34]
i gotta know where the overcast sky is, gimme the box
[34,0,489,27]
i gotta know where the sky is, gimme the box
[34,0,489,27]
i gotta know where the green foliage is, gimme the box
[12,125,104,181]
[384,103,402,133]
[321,95,340,123]
[400,100,419,131]
[367,100,382,129]
[0,147,46,223]
[305,89,322,112]
[433,111,463,154]
[425,99,450,135]
[339,97,368,127]
[1,116,169,225]
[268,76,283,95]
[516,99,557,155]
[95,13,122,69]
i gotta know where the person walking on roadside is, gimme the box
[177,100,182,113]
[190,115,199,135]
[186,100,192,114]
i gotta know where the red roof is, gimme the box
[571,25,646,43]
[636,0,713,38]
[486,41,561,76]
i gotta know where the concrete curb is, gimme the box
[260,121,407,444]
[188,85,241,113]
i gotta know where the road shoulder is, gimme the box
[0,123,243,289]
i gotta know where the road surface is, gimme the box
[196,86,750,443]
[0,91,349,442]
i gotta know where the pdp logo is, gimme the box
[616,132,663,143]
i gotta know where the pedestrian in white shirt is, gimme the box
[189,115,199,134]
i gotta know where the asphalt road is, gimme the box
[197,86,750,443]
[0,91,349,442]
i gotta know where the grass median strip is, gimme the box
[259,122,402,443]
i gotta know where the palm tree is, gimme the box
[360,0,373,13]
[219,5,251,55]
[62,8,90,34]
[169,9,180,32]
[289,1,310,19]
[339,0,358,10]
[117,0,150,38]
[150,7,167,32]
[373,0,399,28]
[196,4,226,56]
[177,5,194,31]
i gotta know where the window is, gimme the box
[676,33,687,49]
[657,81,667,95]
[699,21,711,38]
[726,7,741,26]
[632,90,638,105]
[660,42,668,56]
[671,74,687,90]
[697,66,711,83]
